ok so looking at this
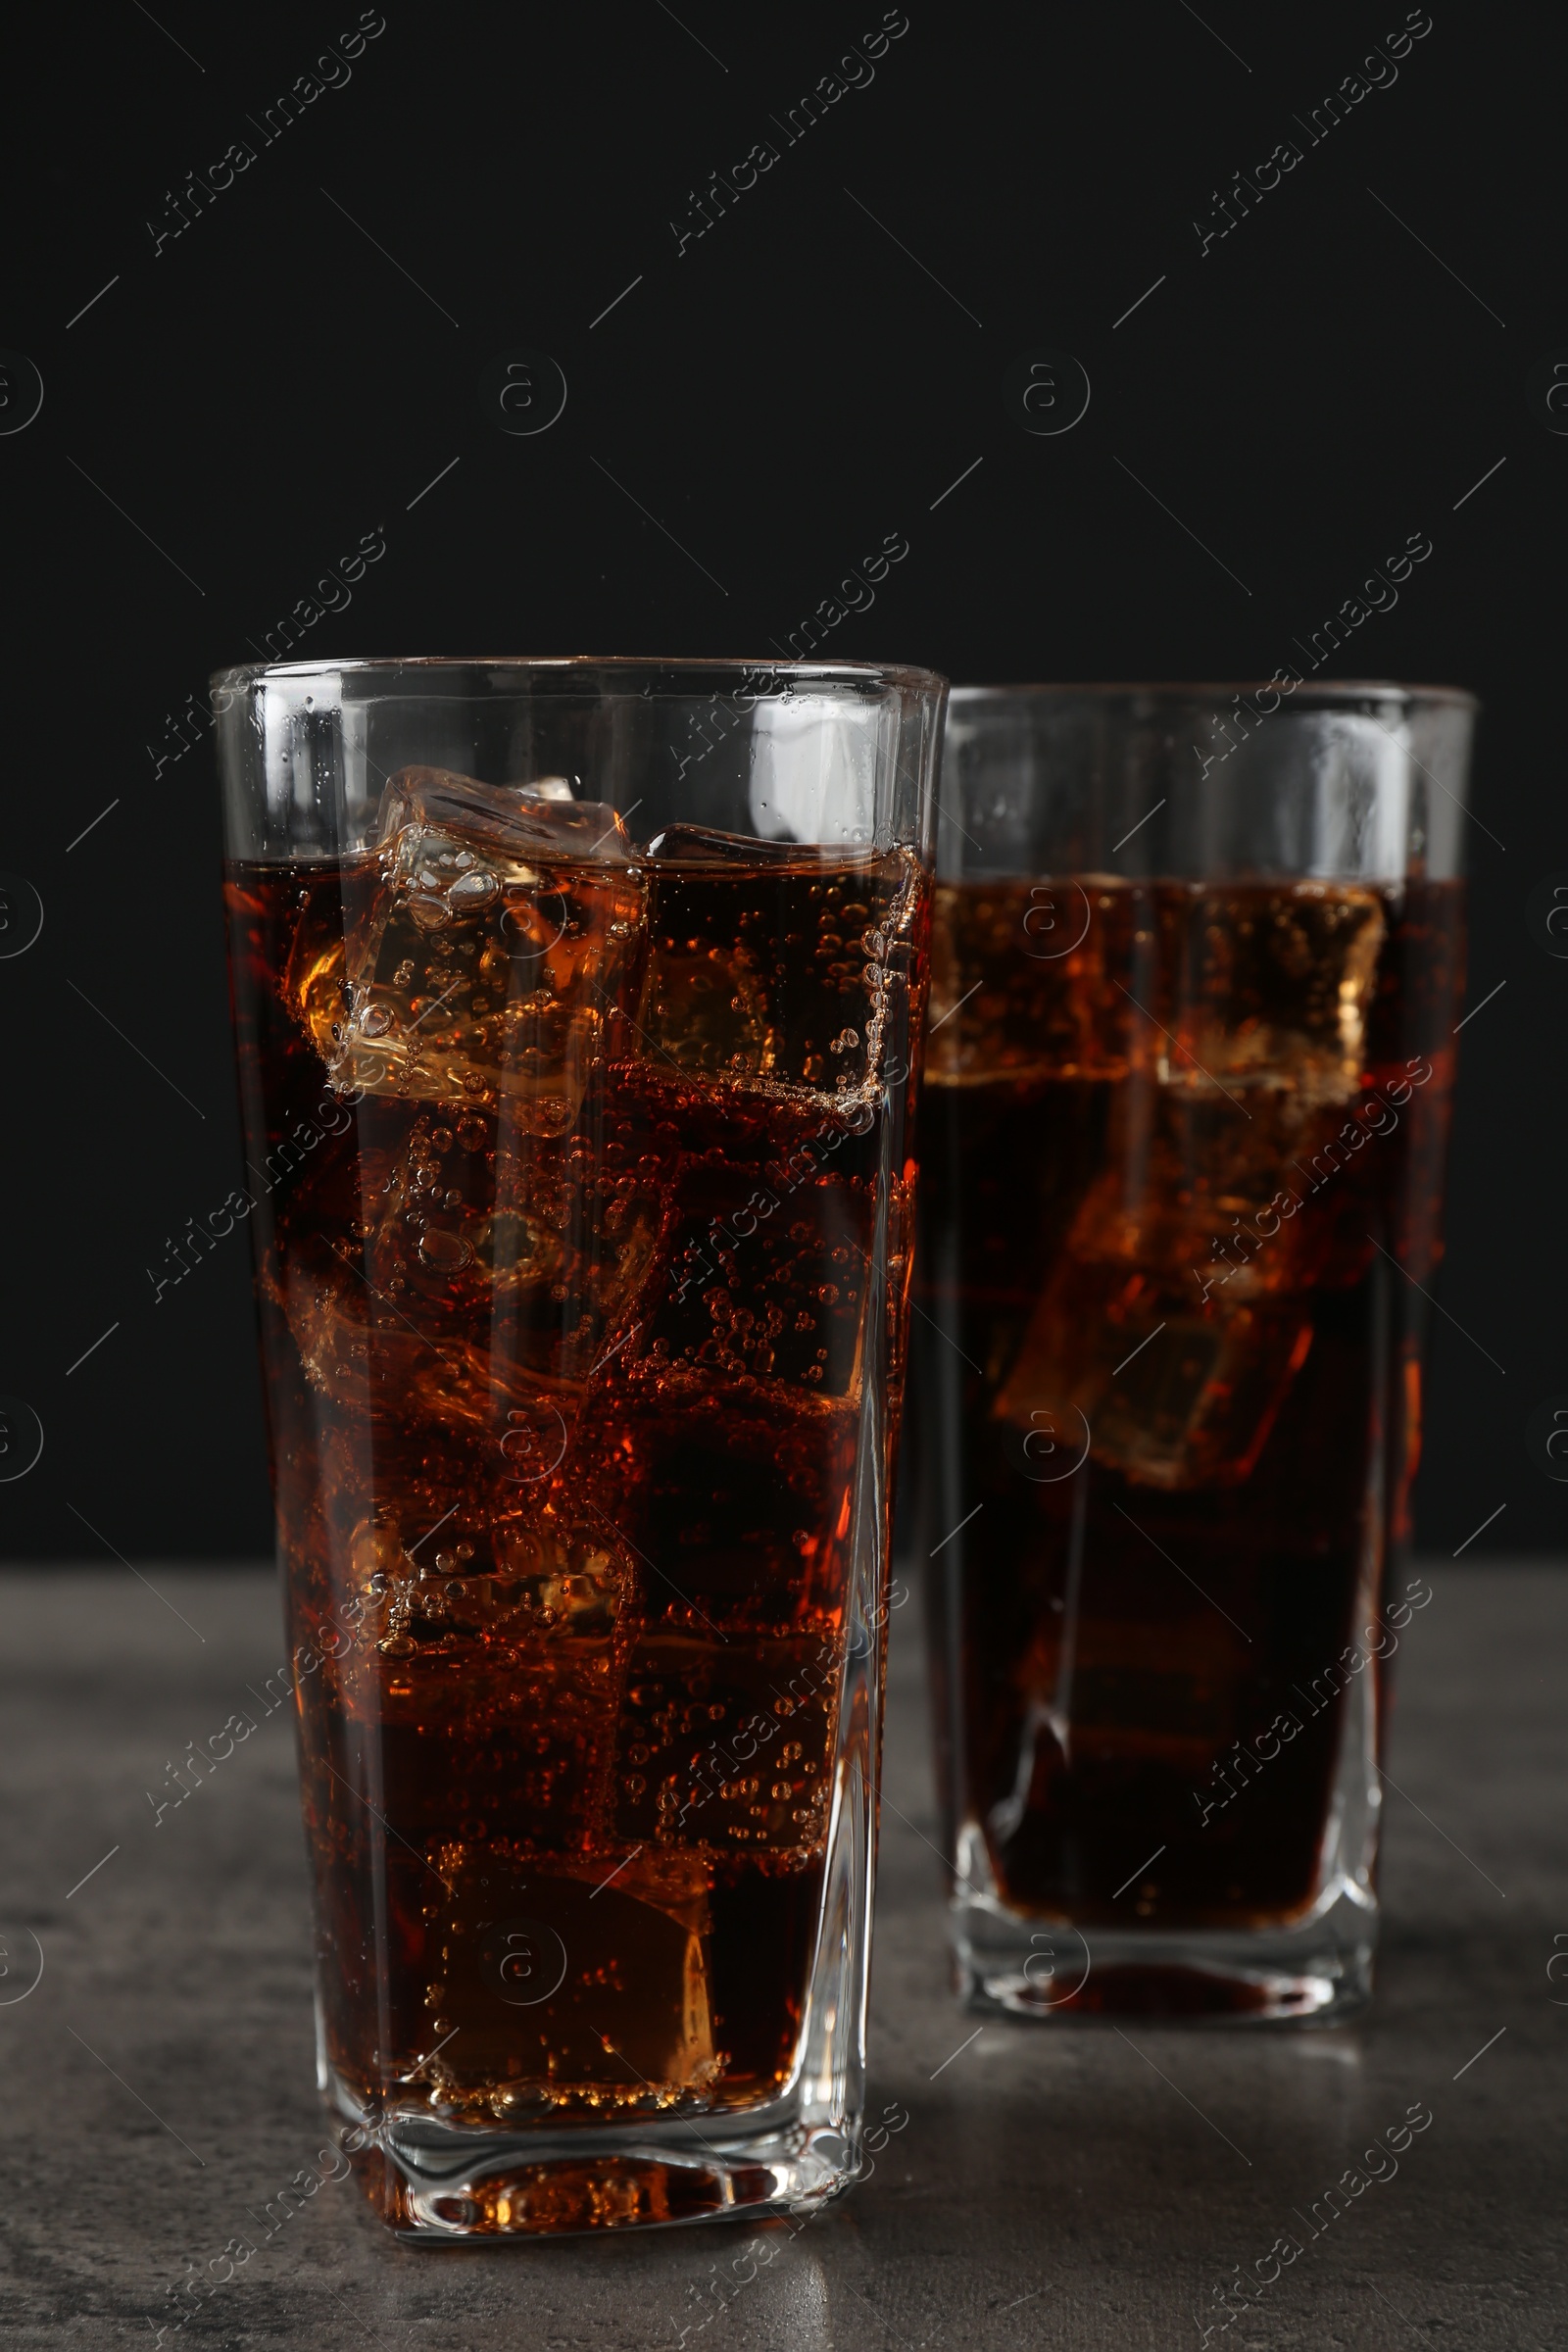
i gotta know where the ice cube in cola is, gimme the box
[990,883,1388,1490]
[641,823,916,1105]
[332,766,643,1129]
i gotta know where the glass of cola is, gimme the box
[910,681,1474,2022]
[216,656,944,2234]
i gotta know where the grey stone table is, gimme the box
[1,1563,1561,2349]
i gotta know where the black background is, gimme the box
[1,0,1558,1560]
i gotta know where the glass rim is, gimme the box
[210,652,949,697]
[948,677,1478,710]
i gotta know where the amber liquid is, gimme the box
[911,877,1462,1934]
[224,823,922,2139]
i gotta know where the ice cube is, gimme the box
[363,1104,664,1392]
[380,766,636,864]
[994,1253,1313,1492]
[572,1356,859,1635]
[332,767,646,1124]
[416,1853,717,2107]
[359,1497,637,1659]
[639,827,921,1104]
[346,1502,640,1874]
[990,884,1388,1491]
[1155,882,1386,1107]
[559,1059,876,1399]
[926,877,1118,1087]
[642,826,808,862]
[991,1088,1330,1490]
[268,1128,601,1450]
[647,1154,873,1397]
[610,1632,840,1856]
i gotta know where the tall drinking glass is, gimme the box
[911,681,1473,2020]
[216,657,944,2233]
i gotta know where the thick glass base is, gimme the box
[953,1881,1376,2025]
[328,2072,858,2238]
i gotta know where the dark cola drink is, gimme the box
[224,766,925,2224]
[911,873,1464,2013]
